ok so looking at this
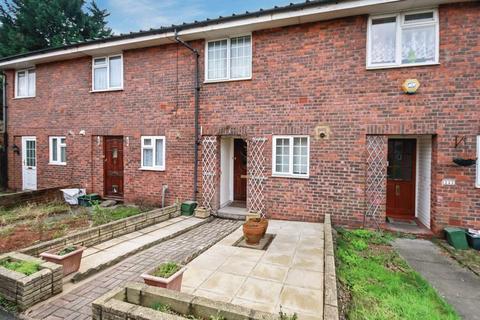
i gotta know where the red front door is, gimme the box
[386,139,416,218]
[104,137,124,198]
[233,139,247,201]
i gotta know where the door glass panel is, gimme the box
[112,148,118,159]
[387,140,413,181]
[26,140,36,167]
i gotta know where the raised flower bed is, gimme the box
[0,252,62,311]
[92,283,276,320]
[141,261,186,291]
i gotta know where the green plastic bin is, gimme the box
[444,227,469,250]
[78,193,101,207]
[181,201,197,216]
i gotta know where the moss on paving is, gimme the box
[336,228,460,320]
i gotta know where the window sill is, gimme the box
[90,88,124,93]
[13,96,35,100]
[49,162,67,166]
[271,174,309,180]
[139,167,165,172]
[204,77,252,84]
[366,62,440,70]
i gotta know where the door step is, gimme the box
[216,206,248,220]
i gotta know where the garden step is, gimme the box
[69,216,212,283]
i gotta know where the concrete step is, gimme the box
[67,216,212,283]
[216,206,248,221]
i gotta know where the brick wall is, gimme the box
[5,2,480,233]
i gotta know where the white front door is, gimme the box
[22,136,37,190]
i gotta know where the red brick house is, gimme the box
[0,0,478,234]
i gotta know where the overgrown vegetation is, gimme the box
[152,262,181,278]
[279,307,297,320]
[0,202,70,226]
[336,228,460,320]
[434,239,480,277]
[151,302,226,320]
[91,201,142,226]
[0,259,40,276]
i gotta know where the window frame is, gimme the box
[91,54,124,92]
[49,136,66,165]
[272,135,310,179]
[366,9,439,69]
[476,135,480,188]
[15,68,36,98]
[140,136,166,171]
[204,34,252,83]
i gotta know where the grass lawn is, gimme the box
[0,202,70,226]
[336,228,460,320]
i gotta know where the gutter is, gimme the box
[174,32,200,202]
[1,72,8,189]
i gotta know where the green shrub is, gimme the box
[153,262,181,278]
[57,246,78,256]
[0,259,40,276]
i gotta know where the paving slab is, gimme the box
[393,238,480,320]
[183,219,325,316]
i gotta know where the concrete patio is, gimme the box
[181,220,325,319]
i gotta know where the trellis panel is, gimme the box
[365,135,387,227]
[201,136,217,211]
[247,137,267,217]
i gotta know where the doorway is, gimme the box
[386,139,416,219]
[220,137,247,209]
[104,136,124,198]
[22,136,37,190]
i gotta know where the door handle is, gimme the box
[395,185,400,196]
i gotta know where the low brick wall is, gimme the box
[20,204,180,257]
[0,253,62,311]
[323,214,339,320]
[0,187,65,208]
[92,283,276,320]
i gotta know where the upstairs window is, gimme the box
[206,35,252,81]
[367,10,438,68]
[92,54,123,91]
[272,136,310,178]
[15,69,36,98]
[141,136,165,171]
[49,137,66,165]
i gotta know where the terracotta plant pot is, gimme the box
[141,266,186,291]
[243,219,264,245]
[259,218,269,237]
[40,245,85,276]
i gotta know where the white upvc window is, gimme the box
[367,9,439,69]
[205,35,252,82]
[15,69,36,98]
[49,136,66,165]
[141,136,166,171]
[92,54,123,91]
[476,136,480,188]
[272,136,310,178]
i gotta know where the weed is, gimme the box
[0,259,40,276]
[351,238,368,251]
[279,307,297,320]
[91,201,142,226]
[0,294,17,313]
[151,302,171,313]
[0,225,14,237]
[153,262,180,278]
[58,246,78,256]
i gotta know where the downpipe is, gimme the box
[174,31,200,202]
[1,72,8,190]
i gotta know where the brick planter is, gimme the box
[0,253,62,311]
[92,283,276,320]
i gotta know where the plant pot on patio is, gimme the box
[141,262,186,291]
[40,245,85,276]
[194,206,210,219]
[243,219,265,245]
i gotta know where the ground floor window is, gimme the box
[272,135,309,178]
[141,136,165,171]
[49,136,66,165]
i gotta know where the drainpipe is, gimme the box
[174,31,200,202]
[1,72,8,190]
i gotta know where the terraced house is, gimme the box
[0,0,478,234]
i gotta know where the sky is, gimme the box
[95,0,297,35]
